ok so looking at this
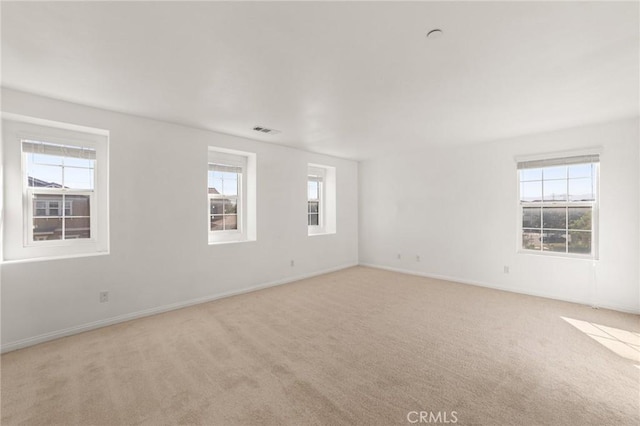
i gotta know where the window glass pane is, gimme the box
[35,201,47,216]
[543,179,567,201]
[308,201,319,214]
[543,166,567,180]
[208,176,223,195]
[224,199,237,214]
[568,231,592,254]
[64,167,94,190]
[520,168,542,182]
[542,207,566,229]
[210,199,223,215]
[308,181,319,200]
[568,178,594,201]
[542,231,567,252]
[210,215,223,231]
[222,176,238,196]
[568,163,592,179]
[522,207,541,228]
[33,217,62,241]
[222,171,237,181]
[522,229,541,251]
[568,207,591,230]
[27,160,63,187]
[308,213,319,226]
[521,181,542,202]
[224,215,238,230]
[64,157,94,168]
[65,217,90,239]
[33,194,63,216]
[32,153,63,166]
[66,195,90,217]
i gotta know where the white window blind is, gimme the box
[22,140,96,160]
[208,163,242,174]
[517,154,599,170]
[208,151,247,168]
[308,166,326,178]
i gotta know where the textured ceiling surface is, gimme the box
[2,1,638,159]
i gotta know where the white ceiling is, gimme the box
[2,1,638,160]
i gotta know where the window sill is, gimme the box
[308,230,336,237]
[517,249,598,261]
[24,238,98,249]
[208,238,255,246]
[2,250,110,265]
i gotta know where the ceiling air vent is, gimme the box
[253,125,281,135]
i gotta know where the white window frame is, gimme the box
[308,167,325,233]
[307,163,336,236]
[2,117,109,262]
[208,148,255,245]
[516,152,599,259]
[208,163,243,241]
[23,141,97,247]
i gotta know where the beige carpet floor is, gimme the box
[1,266,639,425]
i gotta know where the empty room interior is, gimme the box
[1,1,639,425]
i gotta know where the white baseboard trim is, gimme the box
[1,263,358,354]
[359,263,640,315]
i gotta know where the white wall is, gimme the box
[1,88,358,351]
[360,117,640,313]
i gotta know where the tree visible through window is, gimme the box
[518,155,598,256]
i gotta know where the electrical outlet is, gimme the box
[290,260,295,267]
[416,255,421,262]
[503,266,510,274]
[397,254,401,260]
[100,291,109,303]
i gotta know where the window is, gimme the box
[209,163,241,233]
[2,118,108,261]
[518,154,599,257]
[24,140,95,243]
[308,164,336,236]
[308,169,324,228]
[208,148,256,244]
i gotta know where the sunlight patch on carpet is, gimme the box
[562,317,640,363]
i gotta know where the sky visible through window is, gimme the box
[520,163,594,202]
[308,180,319,200]
[208,171,238,196]
[27,152,94,190]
